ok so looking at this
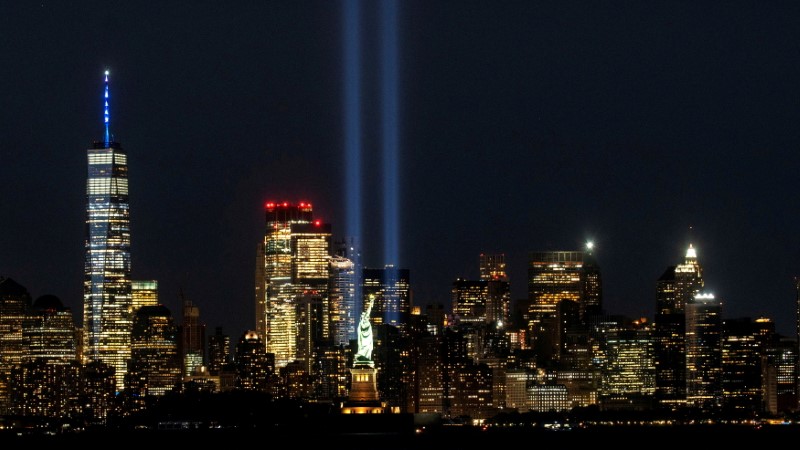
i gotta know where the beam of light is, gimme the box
[381,0,399,325]
[104,70,111,146]
[343,0,364,327]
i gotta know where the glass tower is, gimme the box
[83,71,132,390]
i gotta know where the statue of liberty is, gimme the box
[354,294,375,366]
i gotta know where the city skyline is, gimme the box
[3,1,800,340]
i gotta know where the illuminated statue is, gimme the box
[354,294,375,365]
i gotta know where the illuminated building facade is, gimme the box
[601,327,656,401]
[450,362,493,419]
[452,279,488,323]
[685,292,722,408]
[528,384,570,412]
[505,369,531,411]
[23,295,76,362]
[82,360,117,420]
[180,296,205,376]
[0,277,31,414]
[416,335,444,413]
[235,331,271,391]
[256,202,332,367]
[207,326,231,374]
[763,337,798,414]
[126,305,180,396]
[329,256,356,347]
[313,344,349,400]
[526,250,601,360]
[11,360,81,418]
[83,72,132,390]
[721,317,772,411]
[131,280,158,313]
[362,267,410,328]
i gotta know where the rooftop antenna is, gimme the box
[103,70,111,146]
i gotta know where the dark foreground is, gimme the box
[1,425,796,447]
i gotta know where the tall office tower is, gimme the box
[480,254,511,325]
[450,362,494,419]
[721,317,772,411]
[685,292,722,408]
[480,254,507,280]
[675,245,704,310]
[416,335,444,413]
[452,279,488,324]
[126,305,180,396]
[131,280,158,313]
[295,291,326,375]
[527,250,602,361]
[582,244,603,318]
[0,278,31,413]
[329,256,356,347]
[207,327,231,375]
[600,324,656,408]
[654,266,686,406]
[362,266,410,328]
[313,344,349,401]
[82,361,117,421]
[375,324,408,409]
[83,72,132,390]
[335,237,363,328]
[23,295,76,362]
[179,295,205,376]
[763,336,798,414]
[256,202,332,368]
[236,331,271,391]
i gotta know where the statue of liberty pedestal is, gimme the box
[354,294,375,366]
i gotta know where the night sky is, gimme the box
[2,1,800,338]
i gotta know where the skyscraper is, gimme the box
[0,277,31,413]
[126,305,180,396]
[256,201,332,367]
[179,294,205,376]
[452,279,488,324]
[526,250,601,361]
[654,244,704,407]
[131,280,158,313]
[23,295,76,362]
[207,326,231,375]
[83,71,132,390]
[685,292,722,408]
[362,266,410,328]
[329,256,356,347]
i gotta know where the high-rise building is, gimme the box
[207,327,231,375]
[11,360,81,418]
[83,72,132,390]
[0,278,31,413]
[329,256,356,347]
[654,245,704,407]
[23,295,76,362]
[526,250,602,361]
[179,295,205,376]
[416,335,444,413]
[362,266,410,328]
[479,254,507,281]
[600,325,656,402]
[452,279,488,324]
[126,305,180,396]
[685,292,722,408]
[131,280,158,313]
[763,336,798,414]
[256,202,332,367]
[295,291,326,375]
[721,317,772,411]
[235,331,272,391]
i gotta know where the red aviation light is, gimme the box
[314,220,322,227]
[265,202,275,209]
[299,202,306,207]
[282,202,289,207]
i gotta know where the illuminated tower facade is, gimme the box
[0,278,31,413]
[83,71,132,389]
[256,202,332,367]
[685,293,722,408]
[452,279,488,324]
[131,280,158,313]
[179,295,205,376]
[23,295,76,362]
[329,256,356,347]
[527,250,600,360]
[126,305,180,396]
[362,266,410,328]
[480,253,511,325]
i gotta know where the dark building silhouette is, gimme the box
[208,326,231,375]
[179,294,205,376]
[126,305,180,397]
[235,331,271,391]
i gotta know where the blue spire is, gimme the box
[103,70,110,146]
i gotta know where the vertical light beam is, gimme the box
[381,0,400,324]
[343,0,364,323]
[381,0,399,265]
